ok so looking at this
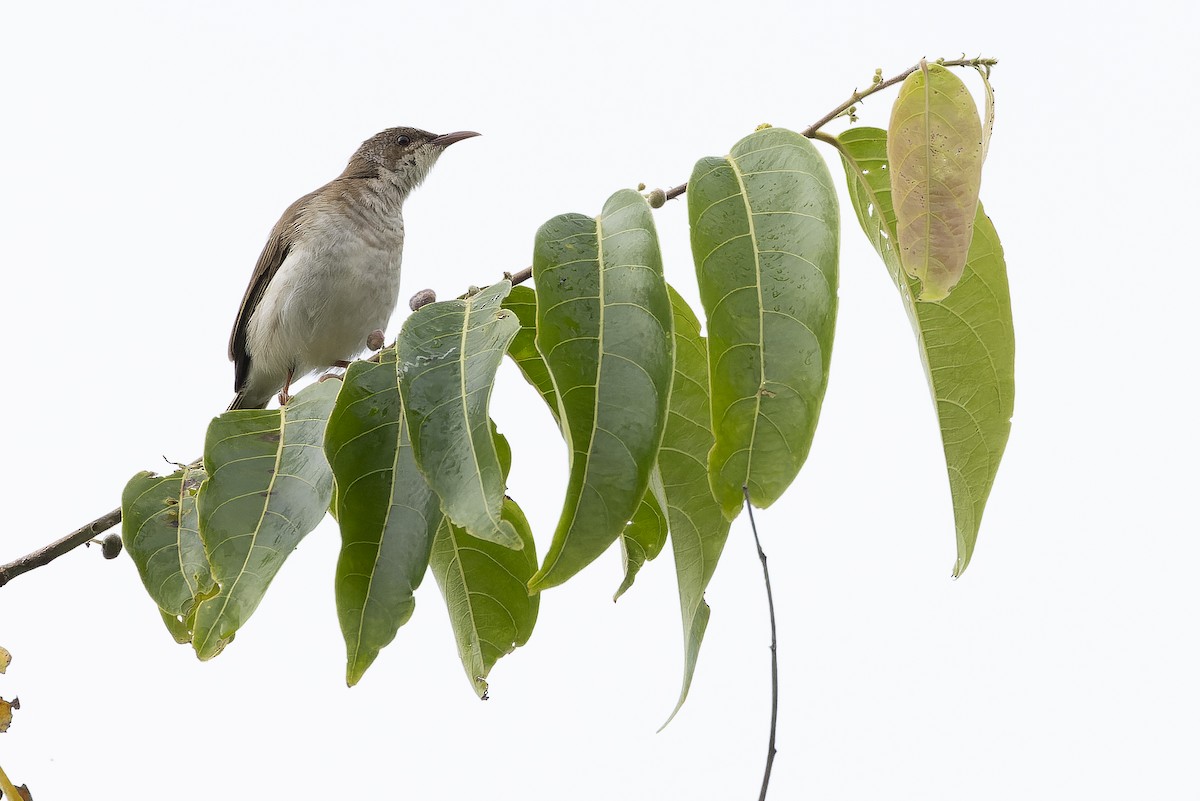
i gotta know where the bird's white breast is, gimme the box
[244,192,405,399]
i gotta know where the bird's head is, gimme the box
[342,127,480,192]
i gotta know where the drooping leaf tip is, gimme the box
[346,658,370,687]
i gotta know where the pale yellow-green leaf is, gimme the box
[887,60,984,301]
[0,760,23,799]
[979,67,995,164]
[837,126,1013,576]
[0,697,13,733]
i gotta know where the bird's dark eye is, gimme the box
[396,135,411,146]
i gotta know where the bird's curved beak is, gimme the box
[431,130,481,148]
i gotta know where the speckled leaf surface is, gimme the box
[430,498,539,699]
[325,349,442,686]
[689,127,839,519]
[397,280,521,550]
[122,463,213,642]
[658,287,732,726]
[614,468,669,601]
[505,282,668,597]
[979,68,995,164]
[192,380,339,659]
[838,126,1013,575]
[887,61,984,300]
[528,189,674,591]
[502,285,559,416]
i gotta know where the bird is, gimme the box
[227,127,480,410]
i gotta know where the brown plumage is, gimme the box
[227,127,479,410]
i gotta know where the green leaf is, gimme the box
[688,126,840,519]
[658,287,732,727]
[887,61,984,301]
[502,285,559,417]
[613,469,668,601]
[836,126,1014,576]
[430,498,540,699]
[528,189,675,592]
[191,380,339,660]
[397,280,521,550]
[325,349,442,687]
[506,282,668,598]
[158,609,194,644]
[121,464,214,642]
[492,419,513,481]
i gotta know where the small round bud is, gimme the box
[637,182,646,191]
[647,189,666,209]
[101,534,123,560]
[409,288,436,311]
[366,329,385,351]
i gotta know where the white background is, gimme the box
[1,1,1196,799]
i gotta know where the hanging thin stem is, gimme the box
[744,487,779,801]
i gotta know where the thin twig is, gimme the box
[11,55,995,590]
[744,487,778,801]
[0,507,122,588]
[801,56,997,138]
[627,58,997,227]
[663,183,688,202]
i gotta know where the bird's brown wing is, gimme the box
[228,190,319,393]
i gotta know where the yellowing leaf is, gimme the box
[0,697,15,733]
[0,647,9,674]
[887,60,984,301]
[979,67,996,164]
[0,761,25,800]
[837,127,1013,575]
